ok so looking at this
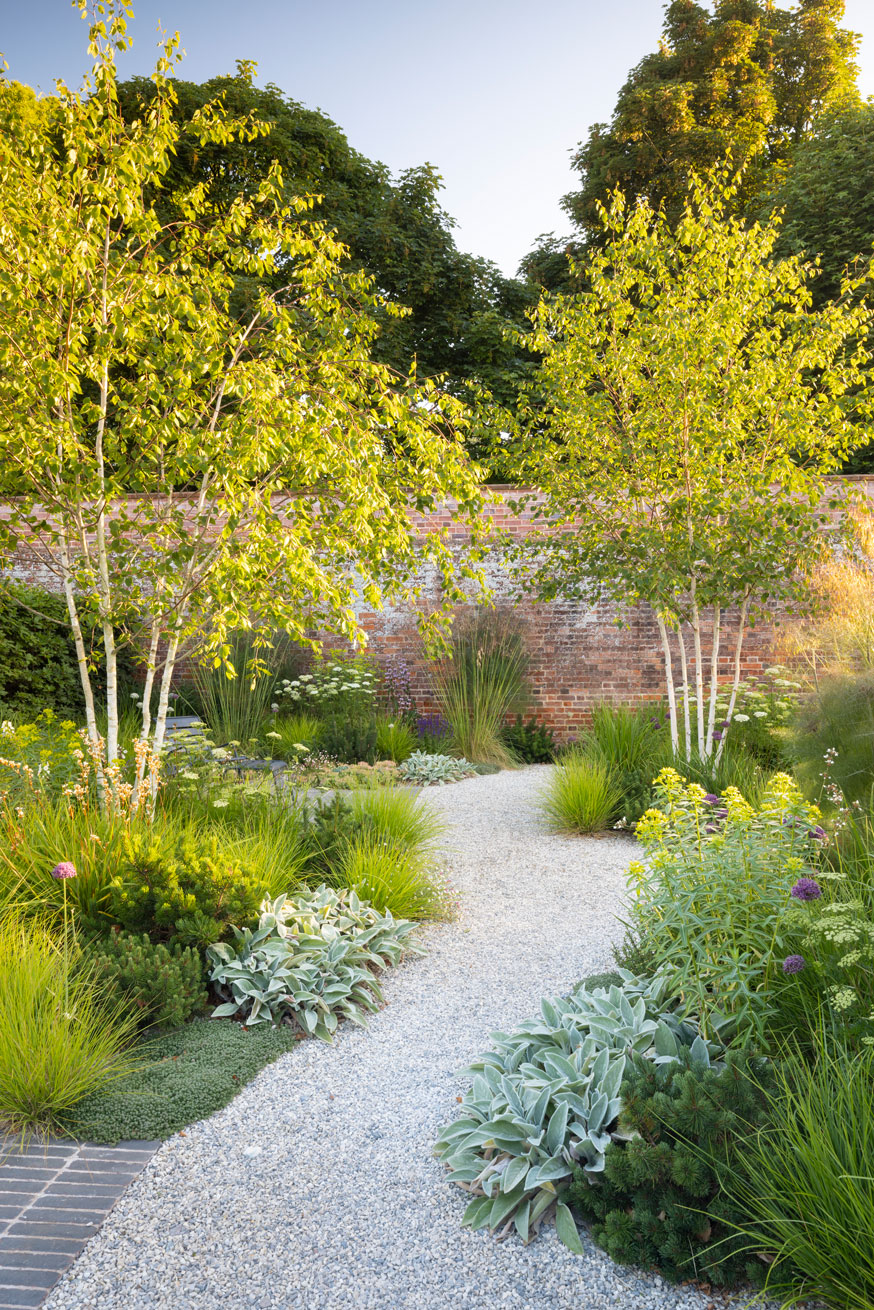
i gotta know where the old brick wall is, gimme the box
[4,482,870,741]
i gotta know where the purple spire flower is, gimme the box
[51,861,77,880]
[791,877,822,902]
[782,954,806,975]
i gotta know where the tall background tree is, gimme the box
[113,67,537,420]
[522,0,861,289]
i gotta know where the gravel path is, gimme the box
[46,769,753,1310]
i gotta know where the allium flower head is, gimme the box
[782,954,806,974]
[808,825,827,842]
[51,861,77,880]
[791,877,822,902]
[704,793,720,805]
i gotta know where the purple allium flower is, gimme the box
[808,825,827,842]
[782,954,806,975]
[713,731,723,742]
[791,877,822,902]
[51,861,77,880]
[705,823,719,833]
[704,793,720,805]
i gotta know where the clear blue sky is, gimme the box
[4,1,874,276]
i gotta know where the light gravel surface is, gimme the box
[46,768,757,1310]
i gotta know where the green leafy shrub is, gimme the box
[207,887,424,1036]
[726,1035,874,1310]
[501,715,556,763]
[375,715,417,762]
[0,582,137,719]
[434,971,721,1251]
[0,916,139,1134]
[626,769,824,1042]
[319,714,379,764]
[64,1019,300,1143]
[570,1051,774,1288]
[0,710,89,804]
[399,750,475,785]
[540,751,621,834]
[432,609,530,766]
[717,667,799,770]
[88,928,207,1029]
[304,794,368,874]
[108,831,269,947]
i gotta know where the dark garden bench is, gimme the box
[163,716,288,792]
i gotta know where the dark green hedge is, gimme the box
[0,582,138,718]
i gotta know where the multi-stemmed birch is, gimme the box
[0,2,485,810]
[504,174,874,760]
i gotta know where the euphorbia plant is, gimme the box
[501,171,874,760]
[0,1,485,812]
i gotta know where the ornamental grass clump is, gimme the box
[432,609,530,767]
[0,915,140,1134]
[540,750,622,834]
[625,769,825,1043]
[581,703,671,823]
[726,1034,874,1310]
[338,832,453,921]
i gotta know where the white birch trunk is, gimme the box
[656,613,680,754]
[677,624,692,761]
[689,584,706,757]
[149,629,180,811]
[704,605,722,758]
[130,617,161,811]
[715,595,751,766]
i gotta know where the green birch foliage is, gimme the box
[502,172,874,756]
[0,1,485,775]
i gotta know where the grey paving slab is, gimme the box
[0,1137,157,1307]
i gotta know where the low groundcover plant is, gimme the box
[206,886,425,1038]
[433,970,722,1252]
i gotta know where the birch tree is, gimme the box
[503,173,874,761]
[0,1,485,810]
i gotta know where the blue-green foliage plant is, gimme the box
[627,768,824,1043]
[206,887,424,1038]
[399,751,475,785]
[434,970,721,1252]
